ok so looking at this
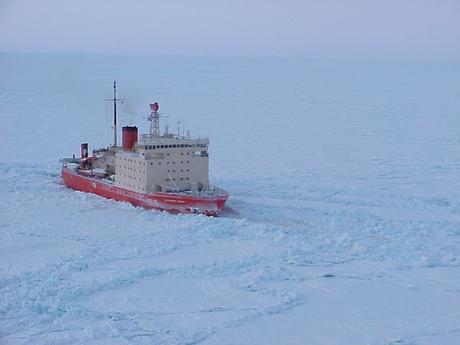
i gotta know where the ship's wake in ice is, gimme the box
[2,161,460,345]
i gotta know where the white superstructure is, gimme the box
[113,103,210,193]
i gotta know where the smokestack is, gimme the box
[81,143,88,158]
[122,126,138,150]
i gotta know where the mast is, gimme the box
[105,81,123,147]
[113,81,117,147]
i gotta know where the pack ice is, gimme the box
[1,53,460,344]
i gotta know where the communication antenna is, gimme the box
[105,81,124,147]
[177,120,182,138]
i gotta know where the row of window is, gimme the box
[117,161,190,168]
[167,177,190,182]
[117,174,190,187]
[122,183,145,192]
[168,169,190,173]
[167,160,189,164]
[121,158,143,164]
[166,152,190,156]
[157,161,190,165]
[117,172,145,182]
[144,143,206,150]
[122,167,145,173]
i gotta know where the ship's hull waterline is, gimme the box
[61,168,228,216]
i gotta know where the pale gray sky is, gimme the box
[0,0,459,59]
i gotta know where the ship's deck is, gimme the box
[61,164,228,198]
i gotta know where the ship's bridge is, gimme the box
[137,135,209,151]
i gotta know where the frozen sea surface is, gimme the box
[1,53,460,344]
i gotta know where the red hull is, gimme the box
[61,168,228,216]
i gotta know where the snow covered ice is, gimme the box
[1,53,460,344]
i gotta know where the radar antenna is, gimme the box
[148,103,161,137]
